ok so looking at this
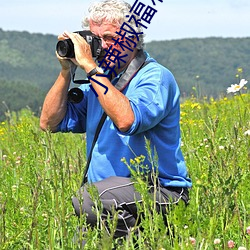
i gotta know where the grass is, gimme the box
[0,92,249,249]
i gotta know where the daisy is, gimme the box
[227,79,248,93]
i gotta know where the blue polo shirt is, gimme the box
[57,52,192,188]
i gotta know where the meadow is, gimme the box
[0,90,249,249]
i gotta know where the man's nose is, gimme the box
[101,39,109,49]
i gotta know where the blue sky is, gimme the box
[0,0,250,42]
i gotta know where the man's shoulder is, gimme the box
[144,51,171,72]
[140,56,174,81]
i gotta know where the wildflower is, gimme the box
[214,238,221,244]
[135,156,141,164]
[20,207,25,214]
[227,79,248,93]
[238,247,246,250]
[237,67,243,73]
[42,213,48,221]
[246,226,250,235]
[191,103,201,109]
[218,145,224,150]
[130,159,135,165]
[196,180,202,185]
[228,240,235,248]
[189,237,196,246]
[244,130,250,136]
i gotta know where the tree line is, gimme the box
[0,28,249,120]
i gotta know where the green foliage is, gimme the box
[0,93,249,249]
[0,79,46,121]
[0,29,61,121]
[0,109,85,249]
[0,28,60,89]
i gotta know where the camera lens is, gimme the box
[56,39,75,58]
[68,88,84,103]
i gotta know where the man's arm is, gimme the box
[89,73,135,132]
[64,31,135,132]
[40,60,71,132]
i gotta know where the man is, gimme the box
[40,0,192,242]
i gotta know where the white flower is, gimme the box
[227,79,248,93]
[238,247,246,250]
[20,207,25,214]
[214,238,221,244]
[189,237,196,245]
[244,130,250,136]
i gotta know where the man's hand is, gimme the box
[56,33,79,71]
[62,31,96,73]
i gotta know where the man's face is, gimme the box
[89,19,136,72]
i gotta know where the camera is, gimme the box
[56,30,103,58]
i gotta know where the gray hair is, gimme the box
[82,0,145,49]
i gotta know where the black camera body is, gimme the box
[56,30,103,58]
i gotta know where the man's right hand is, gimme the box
[56,33,79,71]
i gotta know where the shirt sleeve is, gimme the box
[119,63,180,135]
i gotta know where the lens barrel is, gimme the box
[56,39,75,58]
[56,30,103,59]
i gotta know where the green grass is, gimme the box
[0,93,249,249]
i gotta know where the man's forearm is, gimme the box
[40,70,71,132]
[89,74,134,132]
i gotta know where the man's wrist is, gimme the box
[87,66,104,78]
[60,68,71,79]
[83,63,98,74]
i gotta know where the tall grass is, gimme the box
[0,93,249,249]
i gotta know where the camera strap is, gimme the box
[81,50,150,186]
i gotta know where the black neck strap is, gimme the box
[114,49,147,91]
[81,50,149,186]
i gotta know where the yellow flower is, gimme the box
[237,67,243,73]
[135,157,141,164]
[191,103,201,109]
[130,159,135,165]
